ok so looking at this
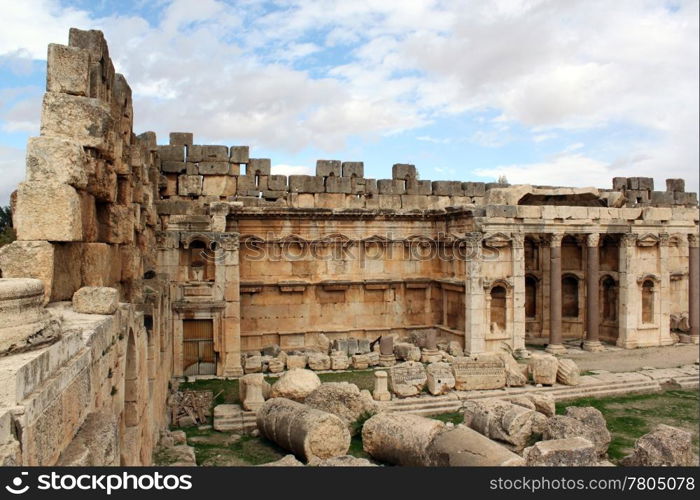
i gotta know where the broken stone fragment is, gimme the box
[620,424,695,466]
[304,382,378,434]
[523,437,598,466]
[269,368,321,402]
[72,286,119,315]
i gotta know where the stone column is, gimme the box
[617,233,638,348]
[546,234,566,354]
[221,233,244,377]
[464,232,486,355]
[658,233,674,346]
[688,234,700,342]
[511,233,529,357]
[583,233,604,351]
[379,335,396,367]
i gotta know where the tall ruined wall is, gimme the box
[0,29,171,466]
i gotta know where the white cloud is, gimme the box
[0,145,25,206]
[0,0,696,191]
[271,164,313,176]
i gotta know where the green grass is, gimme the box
[431,411,464,425]
[558,389,699,461]
[317,370,376,391]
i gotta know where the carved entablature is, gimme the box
[483,232,511,248]
[635,233,660,247]
[636,273,661,285]
[482,277,514,290]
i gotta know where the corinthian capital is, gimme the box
[586,233,600,248]
[549,233,564,248]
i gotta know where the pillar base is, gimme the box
[545,343,567,355]
[582,340,605,352]
[678,334,700,345]
[378,354,396,367]
[421,348,442,363]
[514,348,531,359]
[223,366,244,378]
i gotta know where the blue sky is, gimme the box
[0,0,698,205]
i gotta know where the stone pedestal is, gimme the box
[0,278,59,354]
[582,340,605,352]
[378,335,396,366]
[420,348,442,363]
[378,354,396,367]
[372,371,391,401]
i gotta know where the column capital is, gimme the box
[586,233,600,247]
[549,233,564,248]
[511,233,524,249]
[658,232,670,247]
[689,233,700,248]
[621,233,638,247]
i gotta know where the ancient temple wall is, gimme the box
[0,29,172,466]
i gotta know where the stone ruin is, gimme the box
[0,27,698,466]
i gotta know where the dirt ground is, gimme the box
[551,343,699,372]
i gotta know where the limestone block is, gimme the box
[230,146,249,164]
[650,191,674,205]
[239,373,270,411]
[342,161,364,178]
[72,286,119,315]
[177,174,203,196]
[15,182,83,241]
[267,175,287,191]
[544,411,611,457]
[675,191,697,205]
[527,393,556,417]
[56,412,118,466]
[523,437,597,466]
[96,203,133,244]
[447,341,464,357]
[394,342,421,361]
[330,351,350,370]
[556,358,580,386]
[362,413,445,466]
[169,132,193,146]
[198,161,230,175]
[286,354,307,369]
[620,424,695,466]
[432,180,463,196]
[87,160,117,202]
[666,178,685,192]
[367,351,380,366]
[202,175,236,197]
[495,351,527,387]
[289,175,325,193]
[642,207,672,221]
[316,159,341,177]
[392,163,416,180]
[377,179,406,195]
[188,145,228,162]
[462,181,486,196]
[81,242,111,286]
[405,179,432,195]
[325,176,351,193]
[270,368,321,401]
[351,177,377,194]
[213,404,244,432]
[332,338,348,354]
[158,145,185,162]
[305,382,378,434]
[268,358,285,373]
[389,361,427,397]
[244,355,263,374]
[426,362,456,395]
[0,240,82,302]
[351,354,370,370]
[427,427,525,466]
[41,92,113,151]
[262,344,281,357]
[247,158,271,175]
[47,44,90,96]
[26,135,89,188]
[307,352,331,370]
[452,353,506,390]
[530,353,558,385]
[257,398,350,462]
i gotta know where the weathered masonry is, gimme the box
[0,28,698,465]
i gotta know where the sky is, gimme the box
[0,0,698,206]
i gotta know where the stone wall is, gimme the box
[0,29,172,465]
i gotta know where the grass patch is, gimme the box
[431,411,464,425]
[558,389,699,462]
[317,370,376,391]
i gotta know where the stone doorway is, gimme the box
[183,319,216,375]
